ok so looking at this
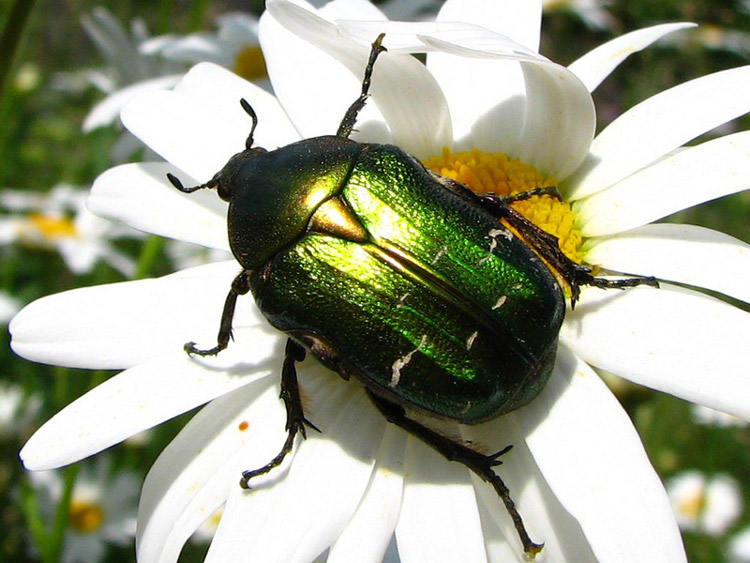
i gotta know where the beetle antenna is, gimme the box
[239,98,259,149]
[167,172,214,194]
[336,33,387,139]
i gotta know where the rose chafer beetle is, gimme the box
[167,34,657,556]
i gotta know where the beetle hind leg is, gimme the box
[477,194,658,307]
[240,339,320,489]
[367,392,544,557]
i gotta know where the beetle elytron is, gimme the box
[168,34,657,556]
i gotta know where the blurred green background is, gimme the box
[1,0,749,561]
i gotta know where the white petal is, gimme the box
[327,424,405,563]
[20,332,282,470]
[89,162,230,250]
[561,284,750,420]
[122,64,290,182]
[417,29,594,179]
[567,65,750,200]
[424,29,537,153]
[463,415,597,561]
[518,347,686,561]
[206,364,384,562]
[174,62,299,150]
[516,61,595,180]
[83,75,183,131]
[576,131,750,236]
[263,0,452,158]
[395,434,488,562]
[585,223,750,304]
[568,23,696,93]
[10,261,263,369]
[438,0,541,51]
[258,1,374,141]
[341,19,546,154]
[137,378,285,563]
[122,89,242,181]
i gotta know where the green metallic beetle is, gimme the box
[168,35,657,556]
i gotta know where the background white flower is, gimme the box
[28,459,139,563]
[667,470,743,536]
[0,184,143,277]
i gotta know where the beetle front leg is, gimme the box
[336,33,387,139]
[367,391,544,558]
[184,270,251,356]
[240,339,320,489]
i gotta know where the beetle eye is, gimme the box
[216,181,232,202]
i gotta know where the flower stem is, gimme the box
[0,0,38,103]
[134,235,165,279]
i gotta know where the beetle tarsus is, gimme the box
[183,341,225,357]
[366,392,543,557]
[240,339,320,489]
[336,33,387,139]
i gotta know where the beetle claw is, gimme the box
[183,341,223,356]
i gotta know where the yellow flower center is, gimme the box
[423,148,584,263]
[677,487,705,521]
[233,45,267,82]
[69,501,104,533]
[27,213,78,240]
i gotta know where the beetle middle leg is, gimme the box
[240,339,320,489]
[367,391,544,557]
[184,270,251,356]
[477,193,658,306]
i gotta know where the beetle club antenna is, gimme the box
[167,98,259,194]
[166,172,214,194]
[239,98,259,149]
[336,33,386,139]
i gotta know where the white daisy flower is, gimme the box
[542,0,615,31]
[11,0,750,561]
[53,7,185,134]
[0,381,41,438]
[692,404,749,428]
[666,471,743,537]
[28,460,139,563]
[730,527,750,563]
[0,184,144,277]
[0,290,22,324]
[140,12,269,89]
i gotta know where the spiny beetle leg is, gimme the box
[336,33,387,139]
[367,391,544,557]
[477,193,658,307]
[497,186,563,205]
[240,339,320,489]
[184,271,251,356]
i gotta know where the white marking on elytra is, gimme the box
[431,245,448,265]
[390,334,428,387]
[492,295,507,310]
[478,227,513,265]
[396,293,410,309]
[466,331,479,350]
[490,227,513,241]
